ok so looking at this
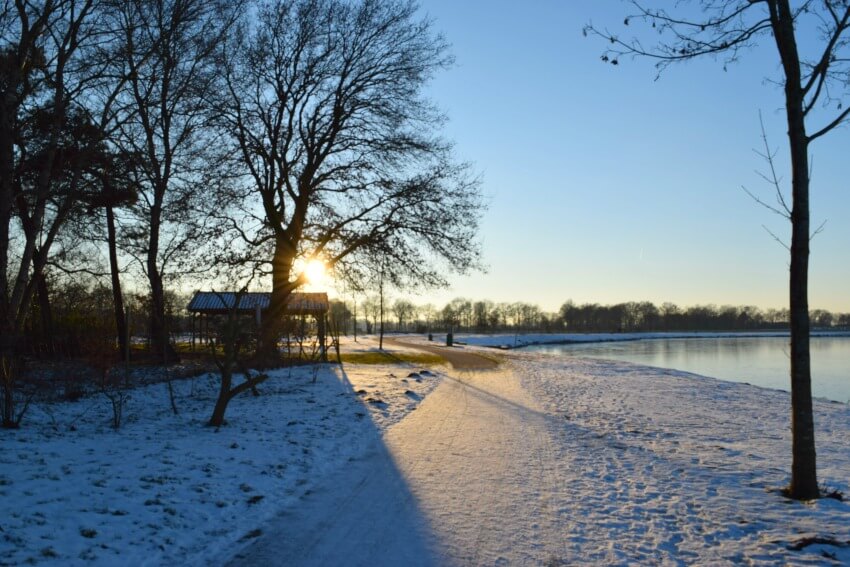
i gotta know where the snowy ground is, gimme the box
[513,351,850,564]
[3,334,850,565]
[1,337,443,566]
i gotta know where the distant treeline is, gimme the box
[556,301,845,333]
[346,297,850,335]
[22,283,849,352]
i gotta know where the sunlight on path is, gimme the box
[228,365,570,566]
[387,367,567,565]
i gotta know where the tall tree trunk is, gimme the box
[148,266,176,362]
[787,116,817,499]
[147,202,177,362]
[772,0,818,499]
[1,355,15,428]
[379,265,385,350]
[259,236,296,358]
[1,78,26,426]
[106,204,128,356]
[0,103,13,318]
[34,271,53,355]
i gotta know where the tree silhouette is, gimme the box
[217,0,483,357]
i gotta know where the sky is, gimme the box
[329,1,850,313]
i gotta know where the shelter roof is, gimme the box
[187,291,328,314]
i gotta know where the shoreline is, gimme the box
[429,330,850,350]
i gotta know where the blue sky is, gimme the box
[394,1,850,312]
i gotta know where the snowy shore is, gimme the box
[3,335,849,565]
[510,350,850,564]
[446,330,850,349]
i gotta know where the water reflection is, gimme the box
[528,337,850,403]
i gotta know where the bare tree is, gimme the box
[207,288,268,427]
[107,0,242,361]
[392,299,416,332]
[361,296,380,334]
[217,0,483,357]
[1,0,105,427]
[586,0,850,499]
[419,302,436,334]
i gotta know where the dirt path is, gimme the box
[226,364,570,566]
[383,337,500,370]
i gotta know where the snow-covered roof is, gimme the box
[187,291,328,314]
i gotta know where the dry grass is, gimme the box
[337,351,445,366]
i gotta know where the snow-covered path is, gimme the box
[229,351,850,566]
[388,368,564,565]
[229,366,569,566]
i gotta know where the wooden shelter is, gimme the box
[187,291,330,360]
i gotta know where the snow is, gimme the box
[1,337,441,566]
[4,334,850,565]
[511,351,850,564]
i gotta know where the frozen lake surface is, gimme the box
[525,336,850,403]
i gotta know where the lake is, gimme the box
[525,336,850,403]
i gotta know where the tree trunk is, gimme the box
[0,90,16,319]
[379,299,384,350]
[209,365,233,427]
[787,120,817,499]
[147,201,177,363]
[259,236,296,358]
[148,266,177,362]
[769,0,818,500]
[106,204,128,356]
[379,259,385,349]
[2,376,14,428]
[209,334,268,427]
[1,335,18,428]
[34,271,53,355]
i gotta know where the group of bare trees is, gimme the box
[352,297,555,334]
[343,296,849,335]
[559,300,850,333]
[1,0,483,428]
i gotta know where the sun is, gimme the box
[303,259,326,285]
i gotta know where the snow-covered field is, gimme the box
[513,350,850,564]
[3,334,849,565]
[1,337,443,566]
